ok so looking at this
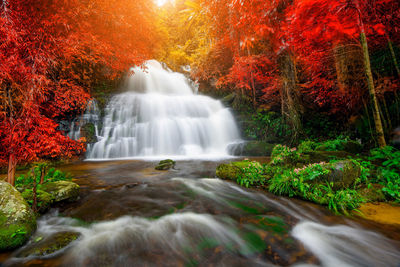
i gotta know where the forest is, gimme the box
[1,0,400,266]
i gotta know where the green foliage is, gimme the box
[16,164,71,189]
[243,111,291,142]
[367,146,400,202]
[236,162,266,188]
[271,144,300,165]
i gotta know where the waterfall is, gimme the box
[68,99,101,140]
[87,60,241,159]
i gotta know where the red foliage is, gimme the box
[0,0,158,175]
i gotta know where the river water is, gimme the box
[2,159,400,266]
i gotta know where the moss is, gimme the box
[216,161,262,180]
[17,231,80,258]
[0,211,36,251]
[358,184,386,202]
[0,181,37,251]
[41,181,80,202]
[155,159,176,171]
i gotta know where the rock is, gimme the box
[0,181,37,251]
[358,184,386,202]
[80,123,97,143]
[16,231,80,258]
[221,93,236,106]
[155,159,176,171]
[304,160,361,190]
[228,141,276,156]
[327,160,361,189]
[303,151,354,164]
[216,161,262,180]
[41,181,80,203]
[315,140,362,154]
[21,189,55,214]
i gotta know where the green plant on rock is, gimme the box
[367,146,400,202]
[271,144,300,165]
[237,162,266,188]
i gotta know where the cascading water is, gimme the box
[87,60,241,159]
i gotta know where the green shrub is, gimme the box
[271,145,300,165]
[236,162,266,188]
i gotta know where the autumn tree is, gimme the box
[0,0,158,185]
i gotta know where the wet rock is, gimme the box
[41,181,80,203]
[80,122,97,143]
[216,161,262,180]
[221,93,236,106]
[21,189,55,214]
[16,231,80,258]
[155,159,176,171]
[0,181,37,251]
[228,141,276,156]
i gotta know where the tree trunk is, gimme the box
[360,32,386,147]
[31,168,37,213]
[7,154,16,186]
[279,51,303,142]
[355,0,386,147]
[388,40,400,77]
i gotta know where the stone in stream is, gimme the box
[155,159,176,171]
[0,181,37,251]
[16,231,80,258]
[227,141,276,156]
[41,181,80,202]
[216,161,263,180]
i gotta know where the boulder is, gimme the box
[16,231,80,258]
[41,181,80,203]
[216,161,263,180]
[155,159,176,171]
[0,181,37,251]
[304,160,361,190]
[228,141,276,156]
[302,151,353,164]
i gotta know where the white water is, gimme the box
[86,60,241,159]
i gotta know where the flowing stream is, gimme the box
[2,160,400,266]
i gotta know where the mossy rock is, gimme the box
[21,189,55,214]
[155,159,176,171]
[228,141,276,156]
[315,140,362,154]
[80,123,97,143]
[221,92,237,106]
[16,231,80,258]
[303,151,353,164]
[216,161,262,180]
[304,160,361,190]
[41,181,80,203]
[358,184,386,202]
[0,181,37,251]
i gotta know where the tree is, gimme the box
[0,0,159,185]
